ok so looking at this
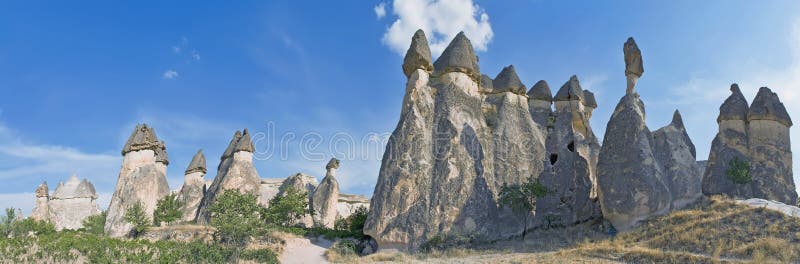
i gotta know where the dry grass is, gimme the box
[337,196,800,263]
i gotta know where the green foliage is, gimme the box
[80,211,107,235]
[239,248,279,263]
[262,186,309,227]
[123,202,150,237]
[331,240,359,256]
[498,176,548,239]
[153,193,184,226]
[333,206,369,238]
[726,157,752,184]
[420,233,480,252]
[209,190,262,245]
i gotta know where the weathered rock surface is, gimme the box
[312,158,341,228]
[365,31,547,251]
[703,85,797,205]
[534,76,601,228]
[491,65,526,94]
[747,87,796,205]
[402,29,433,78]
[196,129,261,224]
[583,90,597,119]
[277,173,319,227]
[258,178,286,206]
[33,176,101,230]
[527,80,554,134]
[106,124,170,237]
[31,182,49,222]
[652,110,702,209]
[623,37,643,93]
[176,150,206,222]
[336,194,370,219]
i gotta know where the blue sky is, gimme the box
[2,1,800,214]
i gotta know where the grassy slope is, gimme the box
[335,196,800,263]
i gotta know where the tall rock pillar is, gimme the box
[702,84,753,198]
[747,87,796,205]
[312,158,341,228]
[31,182,50,222]
[177,149,207,222]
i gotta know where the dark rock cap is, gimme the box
[326,157,341,170]
[554,75,584,102]
[121,124,161,155]
[185,149,207,175]
[527,80,552,101]
[583,90,598,108]
[402,29,434,78]
[671,110,685,130]
[35,182,48,198]
[234,129,256,153]
[221,130,243,160]
[748,87,793,126]
[492,65,526,95]
[155,140,169,165]
[433,32,480,80]
[624,37,644,77]
[480,74,494,92]
[717,83,750,123]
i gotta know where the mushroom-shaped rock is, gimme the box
[121,124,160,155]
[492,65,526,94]
[221,130,243,160]
[234,129,255,153]
[624,37,644,93]
[402,29,434,78]
[155,141,168,165]
[527,80,553,102]
[748,87,793,127]
[554,75,585,102]
[185,149,207,174]
[583,90,598,108]
[717,84,750,123]
[480,74,494,92]
[433,32,480,81]
[312,158,341,228]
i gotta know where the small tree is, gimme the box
[81,211,107,235]
[498,176,548,239]
[263,187,309,227]
[0,208,17,237]
[209,190,262,246]
[726,157,751,184]
[153,193,183,226]
[124,202,151,237]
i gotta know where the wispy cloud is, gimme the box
[374,2,387,19]
[381,0,494,56]
[162,69,179,79]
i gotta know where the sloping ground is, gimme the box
[336,196,800,263]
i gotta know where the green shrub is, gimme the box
[262,186,309,227]
[80,211,106,235]
[209,190,262,245]
[331,239,358,256]
[726,157,751,184]
[498,176,548,239]
[239,248,279,263]
[123,202,150,237]
[153,193,183,226]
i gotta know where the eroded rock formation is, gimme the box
[106,124,170,237]
[652,110,702,209]
[31,182,49,222]
[32,176,100,230]
[176,149,207,222]
[311,158,341,228]
[277,173,318,227]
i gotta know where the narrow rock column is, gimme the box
[312,158,341,228]
[747,87,796,205]
[31,182,50,222]
[527,80,554,132]
[702,84,753,198]
[624,37,643,94]
[177,149,207,222]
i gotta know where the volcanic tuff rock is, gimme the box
[312,158,341,228]
[365,30,547,251]
[623,37,643,94]
[652,110,702,209]
[402,29,434,78]
[703,85,797,205]
[336,194,370,219]
[703,84,753,198]
[492,65,526,94]
[534,76,601,228]
[277,173,318,227]
[31,182,49,222]
[583,90,597,119]
[527,80,554,134]
[48,175,101,230]
[196,129,261,224]
[106,124,170,237]
[176,150,207,222]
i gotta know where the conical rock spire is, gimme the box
[433,32,480,80]
[492,65,526,94]
[185,149,207,174]
[748,87,793,126]
[527,80,553,101]
[717,83,749,122]
[402,29,434,78]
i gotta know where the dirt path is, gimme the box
[279,236,334,264]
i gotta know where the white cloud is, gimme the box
[162,70,179,79]
[191,50,201,61]
[381,0,494,56]
[374,2,387,19]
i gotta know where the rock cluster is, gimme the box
[311,158,341,228]
[196,129,262,224]
[703,85,796,205]
[106,124,170,237]
[31,176,101,230]
[176,150,207,222]
[365,30,547,251]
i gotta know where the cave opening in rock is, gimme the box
[550,154,558,165]
[567,141,575,152]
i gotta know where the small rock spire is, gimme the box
[583,90,598,108]
[221,130,243,160]
[433,31,480,81]
[402,29,434,78]
[479,74,494,92]
[155,140,169,165]
[35,182,49,198]
[748,87,793,127]
[234,129,256,153]
[326,157,340,178]
[492,65,526,95]
[671,110,685,130]
[554,75,584,102]
[121,124,160,155]
[624,37,644,94]
[527,80,553,102]
[717,83,749,123]
[185,149,207,174]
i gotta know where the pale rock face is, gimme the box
[34,176,101,230]
[336,194,370,219]
[366,31,548,251]
[258,178,286,206]
[277,173,319,227]
[196,130,261,224]
[652,111,702,210]
[312,158,341,228]
[31,182,50,222]
[597,93,671,231]
[177,149,207,222]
